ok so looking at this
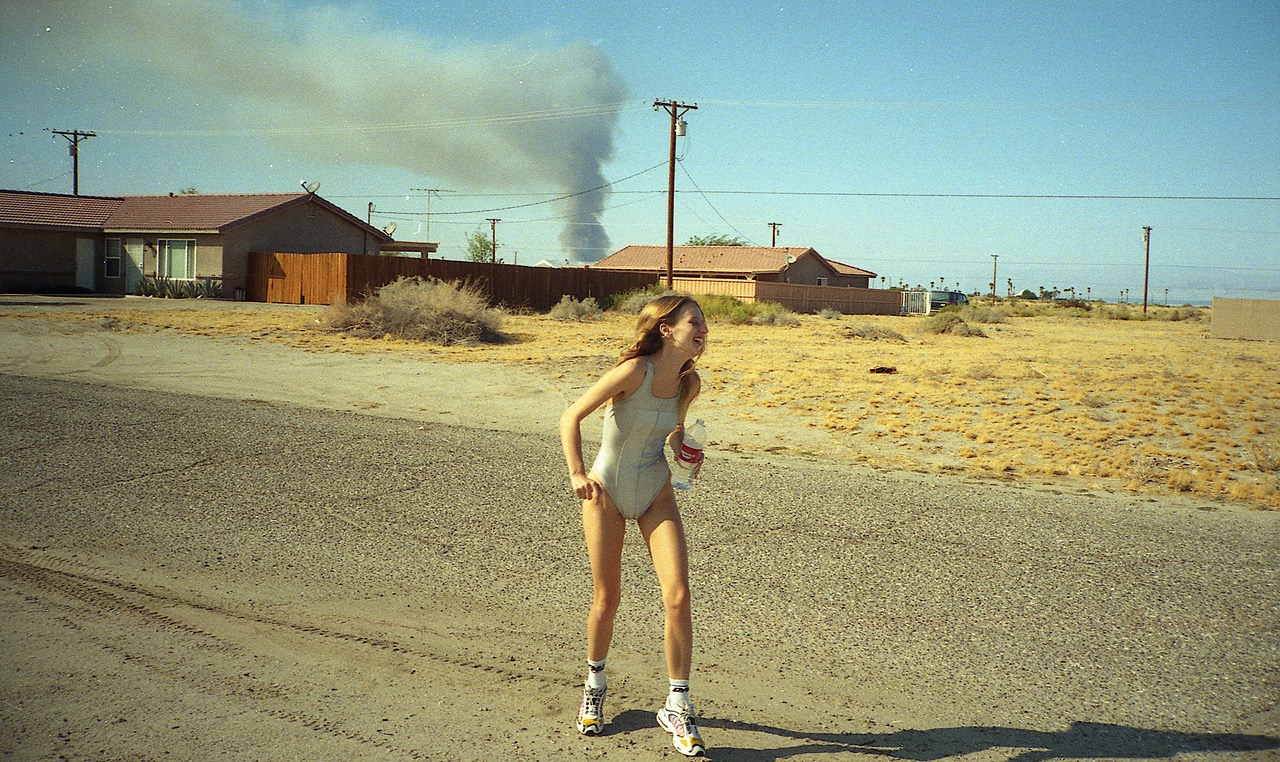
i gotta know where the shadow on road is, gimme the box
[607,709,1278,761]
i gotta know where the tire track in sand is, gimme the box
[0,547,577,760]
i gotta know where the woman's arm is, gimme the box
[559,359,646,500]
[667,372,703,452]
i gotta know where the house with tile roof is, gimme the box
[591,245,876,287]
[0,189,396,296]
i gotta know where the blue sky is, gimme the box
[3,0,1277,304]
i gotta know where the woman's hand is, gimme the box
[570,472,601,502]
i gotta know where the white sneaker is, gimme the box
[577,685,607,735]
[656,701,705,757]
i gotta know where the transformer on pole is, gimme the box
[652,100,698,289]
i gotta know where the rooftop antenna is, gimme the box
[410,186,455,241]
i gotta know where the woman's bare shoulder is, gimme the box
[608,356,649,393]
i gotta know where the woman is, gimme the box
[559,294,709,757]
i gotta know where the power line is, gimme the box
[374,162,666,217]
[677,159,756,245]
[21,171,73,191]
[686,190,1280,201]
[694,97,1280,111]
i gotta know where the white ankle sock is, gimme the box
[586,658,606,690]
[667,679,690,708]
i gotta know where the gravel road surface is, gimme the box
[2,368,1277,761]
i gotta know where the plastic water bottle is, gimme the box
[671,419,706,490]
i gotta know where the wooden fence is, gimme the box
[247,252,658,310]
[671,277,903,315]
[246,254,906,316]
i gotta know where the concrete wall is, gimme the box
[672,277,902,315]
[1211,298,1280,342]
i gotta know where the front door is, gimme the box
[124,238,145,293]
[75,238,95,291]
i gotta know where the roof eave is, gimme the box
[1,221,108,232]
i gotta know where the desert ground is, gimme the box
[1,295,1277,761]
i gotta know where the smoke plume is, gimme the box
[7,0,627,260]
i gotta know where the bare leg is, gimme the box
[638,484,692,681]
[583,485,626,663]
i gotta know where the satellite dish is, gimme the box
[383,222,397,235]
[784,254,797,264]
[300,180,320,194]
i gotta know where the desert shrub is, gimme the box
[1158,306,1205,322]
[696,293,751,323]
[607,284,669,313]
[748,301,802,327]
[323,276,506,345]
[921,312,986,337]
[1097,303,1136,321]
[549,295,602,322]
[844,324,908,342]
[961,306,1007,324]
[697,294,799,326]
[817,308,843,320]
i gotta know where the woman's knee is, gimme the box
[591,587,622,619]
[662,582,691,617]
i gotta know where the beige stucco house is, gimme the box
[0,190,396,296]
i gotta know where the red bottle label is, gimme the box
[677,443,703,464]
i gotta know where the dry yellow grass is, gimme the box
[39,299,1280,509]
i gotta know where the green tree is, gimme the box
[685,234,747,246]
[465,228,501,263]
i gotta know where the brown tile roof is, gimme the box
[595,245,820,274]
[104,193,311,232]
[825,259,877,278]
[0,189,123,230]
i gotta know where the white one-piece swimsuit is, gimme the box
[591,357,679,519]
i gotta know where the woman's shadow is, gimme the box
[609,709,1278,761]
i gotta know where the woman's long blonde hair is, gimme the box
[618,294,701,414]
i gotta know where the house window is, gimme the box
[816,277,828,286]
[158,239,196,279]
[105,238,122,278]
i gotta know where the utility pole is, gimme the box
[653,99,697,289]
[768,222,782,247]
[411,187,454,241]
[1142,226,1152,315]
[487,218,500,263]
[51,129,96,195]
[990,254,998,299]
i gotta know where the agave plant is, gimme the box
[195,278,224,298]
[137,276,160,297]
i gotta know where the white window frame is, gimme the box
[158,239,196,279]
[816,277,828,287]
[105,238,122,279]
